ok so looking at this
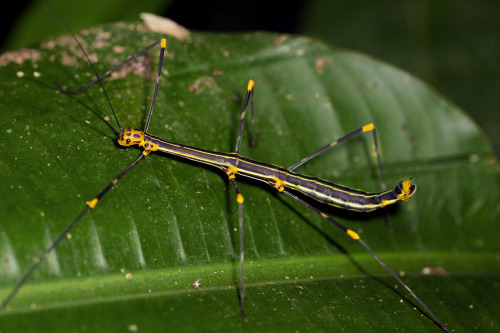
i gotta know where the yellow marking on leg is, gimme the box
[161,38,167,49]
[237,193,244,204]
[347,229,360,240]
[247,80,255,91]
[86,198,99,209]
[362,123,375,132]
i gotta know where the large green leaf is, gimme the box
[0,22,499,332]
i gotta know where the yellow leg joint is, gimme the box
[347,229,360,240]
[272,178,286,192]
[237,193,244,204]
[362,123,375,132]
[161,38,167,49]
[86,198,99,209]
[226,165,239,179]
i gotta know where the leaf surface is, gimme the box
[0,22,499,332]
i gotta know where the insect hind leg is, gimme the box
[280,188,449,333]
[367,124,411,231]
[286,123,410,231]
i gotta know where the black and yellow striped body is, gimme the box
[118,128,416,212]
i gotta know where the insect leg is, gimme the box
[0,154,146,311]
[281,189,450,333]
[144,38,166,132]
[59,40,164,95]
[235,80,260,154]
[286,123,408,230]
[287,123,378,171]
[225,167,248,321]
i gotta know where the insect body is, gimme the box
[119,126,416,213]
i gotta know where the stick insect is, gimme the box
[0,2,449,332]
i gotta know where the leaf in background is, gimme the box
[3,0,172,50]
[300,0,500,160]
[0,21,499,332]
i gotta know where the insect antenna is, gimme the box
[58,92,121,136]
[43,0,124,132]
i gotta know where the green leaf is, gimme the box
[300,0,500,161]
[3,0,172,50]
[0,22,499,332]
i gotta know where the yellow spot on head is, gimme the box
[247,79,255,91]
[86,198,99,209]
[362,123,375,132]
[347,229,360,240]
[161,38,167,49]
[237,193,244,204]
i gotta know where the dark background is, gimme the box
[2,0,499,159]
